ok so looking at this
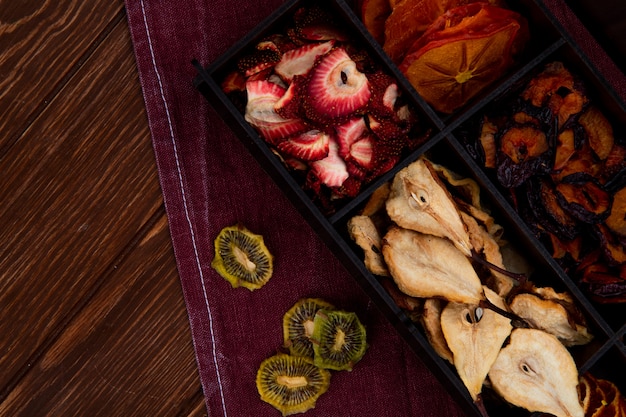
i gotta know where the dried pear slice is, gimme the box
[509,293,593,346]
[256,353,331,416]
[460,211,515,297]
[421,298,454,364]
[283,298,336,359]
[311,309,367,371]
[440,287,512,401]
[347,215,389,277]
[381,226,483,304]
[211,224,274,290]
[429,160,482,209]
[386,157,472,256]
[488,328,584,417]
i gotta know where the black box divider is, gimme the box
[327,130,447,224]
[333,0,448,130]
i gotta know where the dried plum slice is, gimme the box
[496,122,555,188]
[578,105,615,160]
[605,186,626,237]
[555,173,612,224]
[527,177,579,240]
[580,263,626,302]
[594,223,626,265]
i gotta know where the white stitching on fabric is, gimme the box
[138,1,228,416]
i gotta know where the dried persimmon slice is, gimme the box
[399,4,527,113]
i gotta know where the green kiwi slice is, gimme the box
[311,309,367,371]
[256,353,331,416]
[283,298,335,359]
[211,224,273,290]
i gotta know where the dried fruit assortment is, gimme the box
[348,156,596,416]
[258,298,368,415]
[360,0,529,113]
[460,61,626,304]
[222,6,430,214]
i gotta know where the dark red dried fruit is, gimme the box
[578,106,614,160]
[594,224,626,266]
[580,262,626,303]
[555,173,612,224]
[496,123,554,188]
[605,186,626,237]
[527,178,579,240]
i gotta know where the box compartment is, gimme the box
[194,0,626,414]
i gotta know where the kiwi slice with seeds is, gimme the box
[311,309,367,371]
[256,353,331,416]
[283,298,335,359]
[211,224,273,291]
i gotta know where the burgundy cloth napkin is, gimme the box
[123,0,625,416]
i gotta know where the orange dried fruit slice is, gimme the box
[383,0,452,63]
[361,0,392,44]
[399,4,527,113]
[382,0,508,64]
[554,128,576,171]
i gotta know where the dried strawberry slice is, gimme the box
[274,77,303,119]
[345,134,375,171]
[237,49,281,77]
[335,117,368,158]
[309,138,349,188]
[367,71,399,118]
[256,34,296,54]
[277,130,330,161]
[275,41,335,83]
[367,114,407,141]
[369,152,401,178]
[247,67,274,82]
[336,175,363,198]
[304,48,371,123]
[245,80,308,144]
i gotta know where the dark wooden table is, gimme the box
[0,1,623,416]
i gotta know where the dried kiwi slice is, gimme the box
[211,224,273,290]
[256,353,331,416]
[311,309,367,371]
[283,298,335,359]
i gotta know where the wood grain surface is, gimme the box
[0,1,623,416]
[0,3,204,417]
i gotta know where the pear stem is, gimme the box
[470,250,527,284]
[475,395,490,417]
[479,298,529,329]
